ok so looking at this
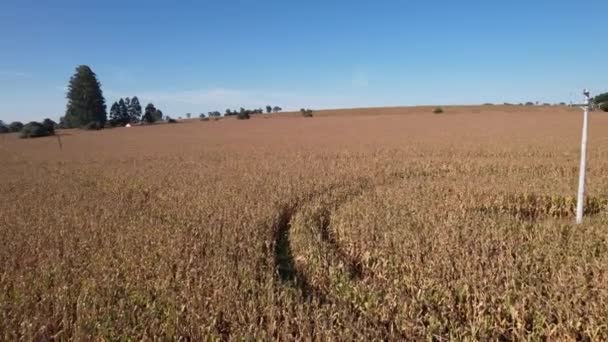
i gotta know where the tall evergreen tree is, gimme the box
[118,98,129,124]
[64,65,107,127]
[109,102,121,125]
[128,96,142,122]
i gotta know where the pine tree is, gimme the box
[118,98,129,124]
[64,65,107,128]
[129,96,142,122]
[109,102,120,125]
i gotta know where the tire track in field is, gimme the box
[271,171,423,338]
[273,176,374,297]
[270,164,608,339]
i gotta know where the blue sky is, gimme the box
[0,0,606,122]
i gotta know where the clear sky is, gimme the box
[1,0,607,122]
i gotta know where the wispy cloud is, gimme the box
[0,70,32,79]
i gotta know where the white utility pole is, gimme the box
[575,89,591,224]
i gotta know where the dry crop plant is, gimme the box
[1,106,608,340]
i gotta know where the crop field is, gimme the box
[2,105,608,340]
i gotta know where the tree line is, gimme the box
[594,93,608,111]
[2,64,308,138]
[0,119,57,138]
[195,106,283,121]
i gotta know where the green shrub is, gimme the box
[237,112,250,120]
[167,117,178,123]
[0,121,8,134]
[600,103,608,112]
[433,107,444,114]
[300,108,314,117]
[19,122,54,138]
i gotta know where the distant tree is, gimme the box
[19,121,54,138]
[153,110,163,122]
[143,103,155,123]
[199,113,206,119]
[42,118,57,135]
[525,102,535,106]
[64,65,107,128]
[266,105,272,114]
[558,102,566,106]
[208,111,221,117]
[273,106,282,113]
[301,108,313,117]
[9,121,24,132]
[225,109,233,116]
[119,99,129,123]
[433,107,444,114]
[237,110,250,120]
[143,103,161,123]
[594,93,608,111]
[109,102,121,126]
[0,120,8,133]
[128,96,142,122]
[186,113,191,119]
[110,98,130,126]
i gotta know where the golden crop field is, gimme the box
[2,105,608,340]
